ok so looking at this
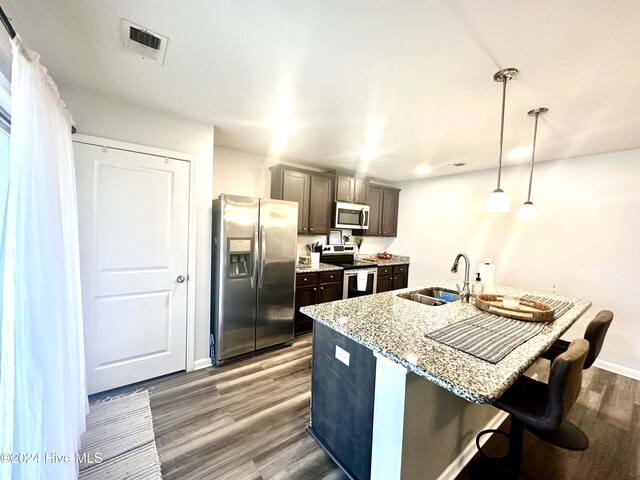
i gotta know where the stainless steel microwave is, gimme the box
[334,201,370,230]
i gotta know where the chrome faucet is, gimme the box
[451,253,471,303]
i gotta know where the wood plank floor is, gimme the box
[143,335,346,479]
[95,334,639,479]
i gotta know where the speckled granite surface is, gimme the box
[300,280,591,404]
[295,262,343,274]
[354,254,410,266]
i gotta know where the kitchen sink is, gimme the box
[397,287,461,306]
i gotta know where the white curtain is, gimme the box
[0,37,87,480]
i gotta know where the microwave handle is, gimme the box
[359,208,364,227]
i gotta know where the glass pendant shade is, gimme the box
[485,188,511,213]
[516,201,538,221]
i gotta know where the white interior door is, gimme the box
[74,141,190,394]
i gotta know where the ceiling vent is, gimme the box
[121,19,168,65]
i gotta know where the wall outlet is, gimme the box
[335,345,350,366]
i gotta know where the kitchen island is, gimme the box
[300,282,591,480]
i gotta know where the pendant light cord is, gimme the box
[526,112,540,202]
[497,78,507,189]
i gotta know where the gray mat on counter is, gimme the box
[521,294,574,319]
[425,296,574,364]
[425,312,546,364]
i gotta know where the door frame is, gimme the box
[72,134,197,372]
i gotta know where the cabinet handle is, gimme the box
[383,231,386,234]
[304,278,308,282]
[310,227,314,231]
[303,227,307,231]
[320,286,324,290]
[313,287,317,291]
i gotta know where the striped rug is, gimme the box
[425,297,574,364]
[78,390,162,479]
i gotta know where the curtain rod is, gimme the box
[0,5,17,39]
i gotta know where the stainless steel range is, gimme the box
[320,245,377,299]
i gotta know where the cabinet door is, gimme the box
[391,273,408,290]
[294,283,318,334]
[309,175,332,235]
[282,170,310,234]
[336,174,354,202]
[354,178,369,204]
[376,275,392,293]
[319,282,342,303]
[366,186,383,236]
[381,188,399,237]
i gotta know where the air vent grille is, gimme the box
[121,19,169,65]
[129,26,161,50]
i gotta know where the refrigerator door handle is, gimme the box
[259,224,266,288]
[251,224,258,290]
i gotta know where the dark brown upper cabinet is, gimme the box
[335,173,369,204]
[356,185,400,237]
[271,166,333,235]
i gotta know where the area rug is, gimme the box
[78,389,162,479]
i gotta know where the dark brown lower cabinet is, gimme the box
[319,281,341,303]
[376,264,409,293]
[295,271,342,335]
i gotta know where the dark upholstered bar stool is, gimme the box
[472,338,589,479]
[530,310,614,450]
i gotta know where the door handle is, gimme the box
[176,275,186,283]
[259,225,266,288]
[251,224,258,290]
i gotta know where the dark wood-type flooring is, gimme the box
[95,334,639,479]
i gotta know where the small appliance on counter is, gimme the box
[210,194,298,365]
[320,245,377,298]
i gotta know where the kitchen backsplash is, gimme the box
[296,229,396,260]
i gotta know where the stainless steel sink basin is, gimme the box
[397,288,461,306]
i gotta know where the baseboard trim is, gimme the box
[593,359,640,381]
[193,357,212,370]
[436,411,509,480]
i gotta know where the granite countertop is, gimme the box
[354,254,410,266]
[295,262,343,274]
[300,281,591,404]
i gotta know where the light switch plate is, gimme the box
[335,345,350,366]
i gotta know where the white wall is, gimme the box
[60,84,214,365]
[392,149,640,376]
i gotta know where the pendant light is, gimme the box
[517,107,548,221]
[485,68,518,213]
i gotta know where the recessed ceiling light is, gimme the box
[507,146,532,161]
[415,165,431,175]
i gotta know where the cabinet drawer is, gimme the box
[378,266,392,276]
[296,273,319,286]
[319,271,341,284]
[393,264,408,274]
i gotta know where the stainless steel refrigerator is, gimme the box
[210,194,298,364]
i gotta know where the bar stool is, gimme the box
[530,310,614,450]
[472,338,589,479]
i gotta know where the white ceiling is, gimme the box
[4,0,640,181]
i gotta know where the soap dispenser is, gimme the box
[471,272,484,298]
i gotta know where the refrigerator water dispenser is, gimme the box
[227,237,252,278]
